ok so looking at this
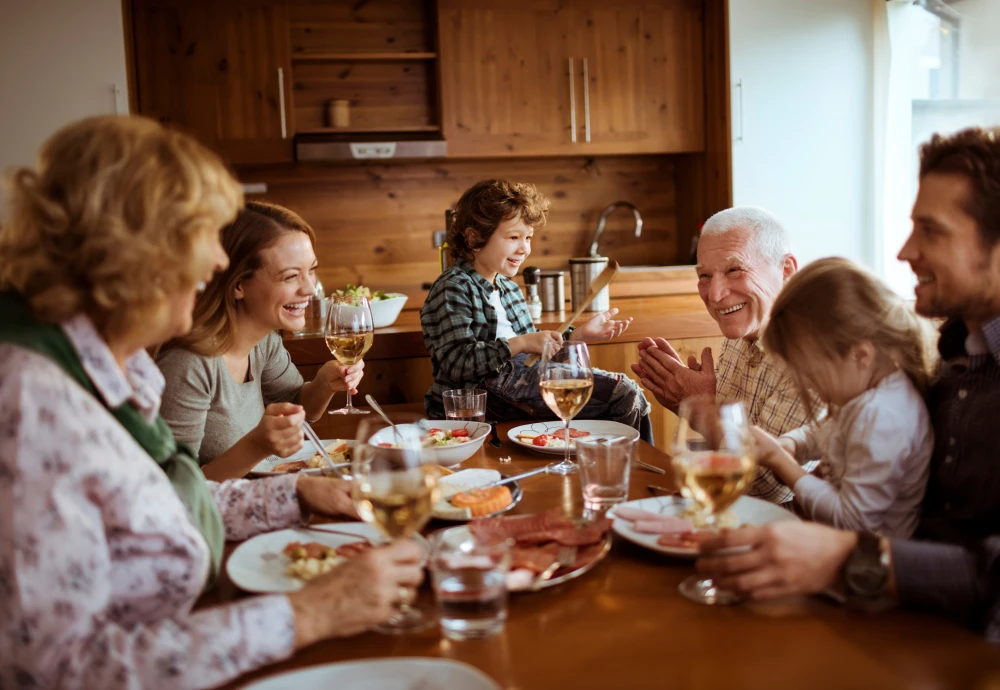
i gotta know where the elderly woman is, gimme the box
[0,116,421,690]
[158,201,364,481]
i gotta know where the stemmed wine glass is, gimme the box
[352,413,440,633]
[325,295,374,415]
[539,341,594,475]
[672,397,756,605]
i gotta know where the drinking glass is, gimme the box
[539,341,594,475]
[672,397,756,605]
[430,526,511,641]
[353,413,440,633]
[325,295,374,415]
[577,436,635,516]
[442,389,487,422]
[291,294,326,336]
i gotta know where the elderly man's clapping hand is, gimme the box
[631,337,717,413]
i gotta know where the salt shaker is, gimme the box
[522,266,542,322]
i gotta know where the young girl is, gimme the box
[751,257,936,538]
[421,179,652,442]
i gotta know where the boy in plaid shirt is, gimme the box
[421,179,652,442]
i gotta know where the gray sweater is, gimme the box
[157,331,303,465]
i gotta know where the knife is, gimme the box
[479,465,550,489]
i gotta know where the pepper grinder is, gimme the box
[522,266,542,321]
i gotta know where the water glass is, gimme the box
[291,295,326,336]
[442,389,487,422]
[576,436,635,515]
[430,527,511,641]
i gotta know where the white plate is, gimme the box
[506,420,639,456]
[227,523,427,593]
[432,469,523,521]
[249,439,355,477]
[609,495,800,558]
[369,421,491,467]
[242,658,501,690]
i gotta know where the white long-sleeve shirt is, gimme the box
[781,370,933,538]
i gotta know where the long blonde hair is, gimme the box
[168,200,316,357]
[762,257,937,418]
[0,115,242,338]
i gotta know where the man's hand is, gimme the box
[570,308,633,342]
[696,522,858,600]
[631,337,716,413]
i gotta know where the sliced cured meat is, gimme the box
[631,517,694,534]
[511,543,560,573]
[655,531,716,550]
[335,541,373,558]
[273,460,308,473]
[469,508,574,540]
[570,542,607,570]
[512,518,611,547]
[613,506,685,523]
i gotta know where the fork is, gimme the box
[532,545,578,590]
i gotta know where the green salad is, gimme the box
[333,285,392,305]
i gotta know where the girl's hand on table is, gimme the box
[296,475,359,519]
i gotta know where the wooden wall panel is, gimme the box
[240,155,679,297]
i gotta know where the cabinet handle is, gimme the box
[568,58,577,144]
[583,57,591,143]
[278,67,288,140]
[733,79,744,143]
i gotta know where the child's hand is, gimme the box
[570,308,633,342]
[509,331,563,356]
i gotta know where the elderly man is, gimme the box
[697,127,1000,644]
[632,207,815,505]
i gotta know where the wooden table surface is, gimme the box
[211,404,1000,690]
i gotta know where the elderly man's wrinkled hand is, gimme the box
[695,522,858,601]
[632,338,716,413]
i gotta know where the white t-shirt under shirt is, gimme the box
[488,288,517,340]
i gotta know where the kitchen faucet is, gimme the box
[588,201,643,258]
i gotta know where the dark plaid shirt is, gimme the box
[892,313,1000,642]
[421,260,537,412]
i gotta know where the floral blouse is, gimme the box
[0,315,301,689]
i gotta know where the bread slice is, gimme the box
[451,486,514,516]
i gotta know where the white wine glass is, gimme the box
[672,397,756,605]
[353,413,439,634]
[325,295,374,415]
[539,341,594,475]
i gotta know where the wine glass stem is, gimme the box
[344,390,354,409]
[563,419,571,467]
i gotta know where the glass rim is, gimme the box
[442,388,488,399]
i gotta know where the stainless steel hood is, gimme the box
[295,131,447,161]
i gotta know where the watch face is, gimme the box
[846,560,888,597]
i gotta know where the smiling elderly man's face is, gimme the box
[696,227,791,341]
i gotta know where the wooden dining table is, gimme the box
[209,404,1000,690]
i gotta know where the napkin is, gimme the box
[433,469,503,520]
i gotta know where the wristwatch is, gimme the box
[843,532,890,600]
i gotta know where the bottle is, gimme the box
[522,266,542,321]
[438,209,455,273]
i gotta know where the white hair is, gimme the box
[699,206,790,266]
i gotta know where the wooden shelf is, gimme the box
[296,125,441,135]
[292,52,437,62]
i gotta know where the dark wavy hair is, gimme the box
[448,179,549,262]
[919,126,1000,247]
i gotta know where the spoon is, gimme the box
[364,394,394,427]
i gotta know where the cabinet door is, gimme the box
[568,0,705,154]
[133,0,293,165]
[437,0,581,158]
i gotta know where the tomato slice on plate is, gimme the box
[532,434,550,447]
[377,442,393,448]
[450,429,470,438]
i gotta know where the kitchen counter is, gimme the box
[284,293,719,365]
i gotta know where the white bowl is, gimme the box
[369,294,408,328]
[368,420,490,467]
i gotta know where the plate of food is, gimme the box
[369,421,491,466]
[226,523,429,594]
[432,469,522,521]
[608,495,800,558]
[333,284,407,328]
[250,439,354,476]
[506,420,639,456]
[241,658,501,690]
[461,508,612,591]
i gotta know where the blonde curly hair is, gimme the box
[0,115,243,338]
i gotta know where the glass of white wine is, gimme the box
[353,413,440,633]
[672,397,756,605]
[539,341,594,475]
[325,295,374,415]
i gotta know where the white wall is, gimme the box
[0,0,129,175]
[729,0,875,269]
[954,0,1000,100]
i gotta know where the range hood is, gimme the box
[295,131,447,161]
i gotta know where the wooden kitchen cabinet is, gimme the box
[437,0,706,158]
[132,0,294,165]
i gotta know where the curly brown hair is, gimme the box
[919,126,1000,247]
[448,179,549,262]
[0,115,242,339]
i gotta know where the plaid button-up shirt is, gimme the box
[715,336,817,504]
[421,260,537,414]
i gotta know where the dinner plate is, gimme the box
[431,469,523,521]
[227,523,428,593]
[249,439,354,476]
[506,420,640,456]
[242,658,501,690]
[609,495,800,559]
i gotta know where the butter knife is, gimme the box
[479,465,550,489]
